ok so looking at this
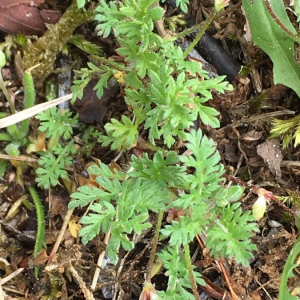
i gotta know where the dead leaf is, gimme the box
[39,9,61,24]
[27,132,46,153]
[69,217,82,238]
[0,5,47,36]
[257,139,282,180]
[0,0,44,9]
[223,143,239,163]
[46,195,68,219]
[0,1,61,36]
[75,79,119,124]
[242,130,263,141]
[31,248,49,267]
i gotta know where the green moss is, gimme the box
[21,0,95,86]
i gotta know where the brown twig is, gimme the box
[219,262,240,300]
[153,1,166,38]
[0,268,24,285]
[68,262,95,300]
[47,208,74,265]
[91,228,111,290]
[0,94,72,129]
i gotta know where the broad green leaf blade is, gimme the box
[242,0,300,97]
[279,235,300,300]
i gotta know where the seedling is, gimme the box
[68,1,260,298]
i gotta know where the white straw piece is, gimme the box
[0,93,73,129]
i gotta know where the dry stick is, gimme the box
[196,234,234,299]
[0,286,4,300]
[68,262,96,300]
[0,268,24,285]
[219,263,240,300]
[91,228,111,291]
[112,234,139,300]
[0,154,39,163]
[0,93,72,129]
[0,268,24,300]
[2,286,25,296]
[281,160,300,167]
[153,1,166,38]
[47,208,74,265]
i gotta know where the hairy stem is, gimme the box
[146,209,164,282]
[89,55,125,71]
[169,2,241,42]
[183,9,216,58]
[184,243,200,300]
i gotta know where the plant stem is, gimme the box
[183,9,216,58]
[170,20,206,41]
[55,140,73,165]
[168,2,241,42]
[153,1,166,37]
[224,174,296,217]
[146,209,164,282]
[0,71,15,114]
[89,55,125,71]
[264,0,300,44]
[184,243,200,300]
[137,136,167,153]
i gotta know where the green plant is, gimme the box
[70,130,258,298]
[242,0,300,97]
[28,107,78,189]
[68,0,259,298]
[279,234,300,300]
[269,114,300,149]
[28,186,46,278]
[0,58,37,158]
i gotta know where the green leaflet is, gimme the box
[242,0,300,96]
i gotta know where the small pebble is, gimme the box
[268,220,282,228]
